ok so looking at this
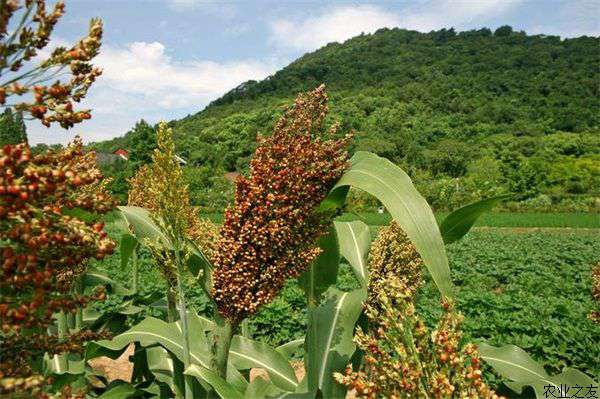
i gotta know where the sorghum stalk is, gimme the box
[210,85,351,378]
[131,248,139,294]
[213,319,234,379]
[175,245,193,399]
[128,123,218,398]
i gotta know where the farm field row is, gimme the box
[200,211,600,229]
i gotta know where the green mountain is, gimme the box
[93,26,599,211]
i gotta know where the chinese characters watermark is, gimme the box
[544,384,598,399]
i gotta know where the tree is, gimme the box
[0,108,27,145]
[128,119,157,165]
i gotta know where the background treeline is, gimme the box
[62,26,600,211]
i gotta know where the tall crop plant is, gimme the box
[0,140,116,397]
[87,87,597,398]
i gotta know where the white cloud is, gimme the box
[270,5,401,51]
[400,0,522,32]
[269,1,523,51]
[529,0,600,38]
[27,41,281,144]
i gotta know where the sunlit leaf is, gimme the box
[334,220,371,286]
[440,194,511,244]
[328,151,453,298]
[479,343,598,398]
[305,288,365,398]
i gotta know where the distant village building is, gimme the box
[113,149,129,160]
[174,154,187,165]
[92,148,187,166]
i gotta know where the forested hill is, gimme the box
[93,26,600,210]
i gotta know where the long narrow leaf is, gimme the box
[305,288,365,398]
[479,343,598,398]
[118,206,171,249]
[229,335,299,392]
[440,194,511,244]
[275,339,304,359]
[185,365,244,399]
[329,151,453,298]
[334,220,371,286]
[120,233,138,269]
[298,226,340,302]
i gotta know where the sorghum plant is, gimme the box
[0,139,115,397]
[335,223,504,399]
[0,0,102,128]
[126,122,219,397]
[127,126,218,317]
[211,84,351,325]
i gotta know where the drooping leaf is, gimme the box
[334,220,371,286]
[275,339,304,359]
[328,151,453,298]
[146,346,185,398]
[87,316,212,368]
[305,288,365,398]
[118,206,171,249]
[120,233,138,270]
[298,226,340,303]
[83,267,133,296]
[43,353,84,375]
[185,364,244,399]
[440,194,512,244]
[479,343,598,398]
[229,335,299,392]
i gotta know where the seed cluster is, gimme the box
[0,1,102,128]
[127,123,219,286]
[0,140,115,393]
[335,224,504,398]
[211,85,351,324]
[368,221,423,306]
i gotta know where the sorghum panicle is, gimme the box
[368,221,423,307]
[211,85,351,324]
[127,123,218,286]
[0,1,103,128]
[336,223,504,399]
[0,140,115,394]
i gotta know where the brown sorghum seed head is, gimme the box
[211,85,351,323]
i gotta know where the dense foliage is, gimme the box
[0,108,27,146]
[92,27,599,211]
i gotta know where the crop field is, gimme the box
[349,211,600,229]
[94,212,600,385]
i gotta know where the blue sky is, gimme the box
[27,0,600,144]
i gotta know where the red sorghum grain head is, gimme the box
[211,85,351,323]
[0,140,115,394]
[0,1,103,129]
